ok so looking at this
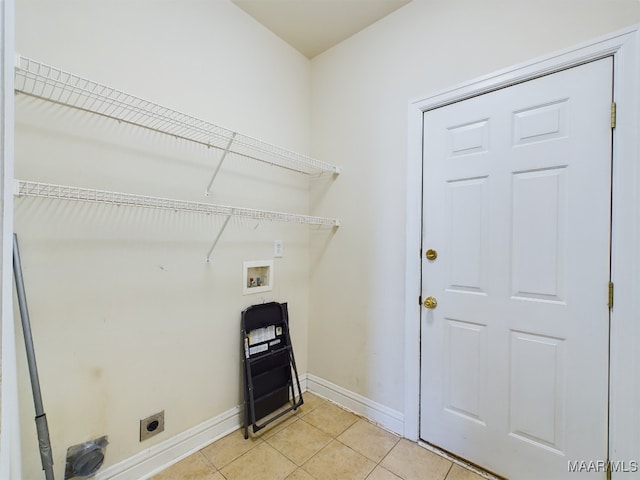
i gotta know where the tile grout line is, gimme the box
[284,404,364,479]
[368,434,403,480]
[418,441,501,480]
[294,412,398,480]
[289,399,401,480]
[443,462,454,480]
[195,450,219,476]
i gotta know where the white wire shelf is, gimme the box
[14,55,341,191]
[14,180,340,227]
[15,180,340,262]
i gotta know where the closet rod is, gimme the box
[14,55,341,179]
[14,180,341,227]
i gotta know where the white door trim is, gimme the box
[0,1,20,479]
[405,25,640,474]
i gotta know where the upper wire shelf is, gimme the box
[14,180,340,228]
[14,55,341,186]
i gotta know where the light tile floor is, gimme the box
[151,393,487,480]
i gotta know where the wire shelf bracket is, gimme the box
[206,214,232,263]
[205,132,236,196]
[14,55,342,187]
[14,180,341,262]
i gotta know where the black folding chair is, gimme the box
[241,302,303,439]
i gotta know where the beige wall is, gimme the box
[13,0,640,477]
[308,0,640,413]
[14,1,313,478]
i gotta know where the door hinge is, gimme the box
[611,102,617,129]
[608,281,614,309]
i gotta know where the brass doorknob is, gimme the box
[423,296,438,309]
[425,249,438,260]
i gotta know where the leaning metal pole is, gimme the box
[13,234,55,480]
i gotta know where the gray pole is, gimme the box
[13,234,55,480]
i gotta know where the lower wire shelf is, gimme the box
[14,179,340,263]
[14,180,340,226]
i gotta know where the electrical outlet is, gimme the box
[140,411,164,441]
[274,240,283,258]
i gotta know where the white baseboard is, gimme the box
[306,374,404,436]
[96,405,242,480]
[96,374,307,480]
[96,373,405,479]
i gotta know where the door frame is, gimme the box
[0,1,20,479]
[404,25,640,474]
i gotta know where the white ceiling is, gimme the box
[232,0,412,59]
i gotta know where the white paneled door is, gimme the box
[420,58,613,479]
